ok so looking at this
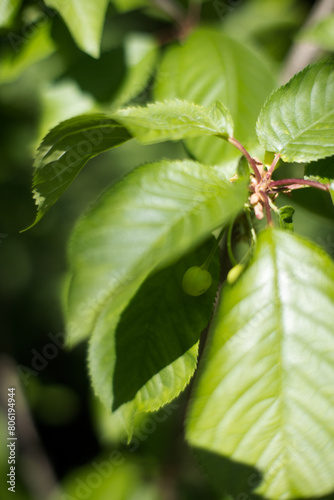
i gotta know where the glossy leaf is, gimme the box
[155,29,276,167]
[29,115,131,227]
[257,62,334,162]
[114,99,233,144]
[89,239,220,434]
[65,160,247,346]
[45,0,109,58]
[187,229,334,499]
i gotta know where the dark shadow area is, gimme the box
[51,18,126,103]
[193,447,264,500]
[112,238,220,411]
[193,447,334,500]
[273,159,334,220]
[60,47,126,103]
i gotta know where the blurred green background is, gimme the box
[1,0,334,499]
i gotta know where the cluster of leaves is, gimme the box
[29,55,334,500]
[5,0,333,498]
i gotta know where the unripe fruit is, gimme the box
[227,263,245,285]
[182,266,212,296]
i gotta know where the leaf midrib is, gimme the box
[266,232,289,492]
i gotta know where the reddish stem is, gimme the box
[260,191,273,227]
[267,153,281,177]
[228,137,261,182]
[270,178,329,192]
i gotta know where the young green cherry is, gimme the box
[227,263,245,285]
[182,266,212,296]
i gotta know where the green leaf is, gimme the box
[65,159,248,346]
[58,458,160,500]
[277,205,295,230]
[256,62,334,163]
[114,99,233,144]
[264,150,275,167]
[89,238,220,434]
[304,156,334,204]
[297,14,334,52]
[0,0,22,28]
[155,29,276,167]
[37,81,95,143]
[111,33,159,109]
[44,0,109,58]
[28,114,131,228]
[186,228,334,499]
[237,156,251,179]
[110,0,148,13]
[222,0,303,40]
[0,23,55,84]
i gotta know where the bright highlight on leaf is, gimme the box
[256,62,334,162]
[113,99,234,144]
[186,228,334,499]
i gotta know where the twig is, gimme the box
[228,137,261,182]
[270,178,329,192]
[261,192,273,227]
[281,0,334,83]
[187,0,201,26]
[267,153,281,177]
